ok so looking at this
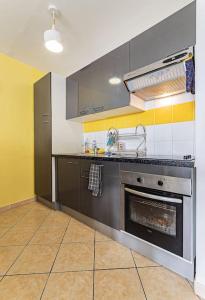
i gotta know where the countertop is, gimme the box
[52,153,195,168]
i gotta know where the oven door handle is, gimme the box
[124,187,182,204]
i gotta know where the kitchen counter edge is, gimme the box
[52,154,195,168]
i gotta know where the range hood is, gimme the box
[124,47,193,101]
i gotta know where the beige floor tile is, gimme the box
[63,219,95,243]
[132,250,159,267]
[0,214,21,226]
[42,271,93,300]
[95,241,135,270]
[16,213,48,228]
[0,227,36,246]
[0,274,48,300]
[95,231,111,242]
[95,268,145,300]
[9,205,31,216]
[0,245,24,275]
[53,242,94,272]
[8,244,59,275]
[41,211,70,228]
[0,226,10,238]
[30,226,66,245]
[139,267,198,300]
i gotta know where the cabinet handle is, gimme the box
[66,161,79,165]
[81,175,89,179]
[42,121,49,123]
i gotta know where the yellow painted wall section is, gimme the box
[83,101,195,132]
[0,53,45,208]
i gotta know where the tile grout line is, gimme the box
[130,250,148,300]
[3,208,53,279]
[93,231,96,300]
[40,214,72,300]
[0,205,35,239]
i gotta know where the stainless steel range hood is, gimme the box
[124,47,193,101]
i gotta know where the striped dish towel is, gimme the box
[88,164,103,197]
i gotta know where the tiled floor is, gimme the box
[0,202,199,299]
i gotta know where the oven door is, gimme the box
[125,186,183,256]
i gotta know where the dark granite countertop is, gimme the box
[52,153,195,168]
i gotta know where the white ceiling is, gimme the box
[0,0,194,76]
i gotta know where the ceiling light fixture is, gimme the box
[109,77,122,85]
[44,5,63,53]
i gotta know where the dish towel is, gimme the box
[185,58,195,94]
[88,164,103,197]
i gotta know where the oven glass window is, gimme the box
[129,198,176,236]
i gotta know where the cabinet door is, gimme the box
[34,73,52,202]
[78,43,130,116]
[66,77,78,119]
[57,158,80,211]
[80,160,121,229]
[130,2,196,71]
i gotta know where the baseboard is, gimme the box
[0,197,36,213]
[195,279,205,299]
[37,196,55,209]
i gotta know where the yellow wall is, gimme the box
[83,101,195,132]
[0,53,45,208]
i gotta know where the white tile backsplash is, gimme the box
[155,141,173,156]
[173,141,194,156]
[172,121,194,141]
[155,124,172,142]
[146,126,155,142]
[146,141,155,155]
[83,121,195,156]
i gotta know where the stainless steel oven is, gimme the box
[120,170,194,260]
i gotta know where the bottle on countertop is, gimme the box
[92,140,97,155]
[84,138,89,153]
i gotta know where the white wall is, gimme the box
[195,0,205,298]
[51,73,83,154]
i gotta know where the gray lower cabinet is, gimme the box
[57,158,80,211]
[130,2,196,71]
[80,160,121,229]
[34,73,52,202]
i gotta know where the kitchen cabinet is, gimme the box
[34,73,82,206]
[66,2,195,121]
[80,159,121,229]
[57,158,80,211]
[66,43,130,119]
[34,73,52,202]
[129,2,196,71]
[78,42,130,115]
[66,76,78,119]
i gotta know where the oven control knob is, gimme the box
[137,177,143,183]
[158,180,164,186]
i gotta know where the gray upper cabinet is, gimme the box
[66,2,196,120]
[130,2,196,71]
[66,76,78,119]
[78,42,130,114]
[66,43,130,119]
